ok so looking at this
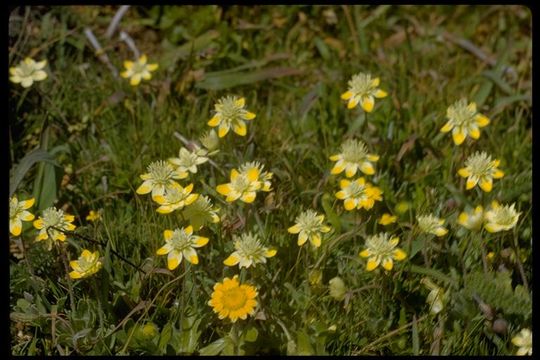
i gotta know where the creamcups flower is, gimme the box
[208,275,258,322]
[335,178,383,211]
[156,226,209,270]
[341,72,387,112]
[224,232,277,268]
[287,210,331,248]
[33,207,76,250]
[330,139,379,177]
[9,196,35,236]
[9,58,48,88]
[359,233,407,271]
[69,250,102,279]
[207,96,256,137]
[511,328,532,356]
[136,160,182,200]
[457,205,484,231]
[181,195,220,230]
[216,162,272,203]
[417,214,448,236]
[458,152,504,192]
[120,54,158,86]
[440,99,490,145]
[240,161,273,192]
[484,201,520,233]
[153,182,199,214]
[168,147,209,179]
[378,213,397,226]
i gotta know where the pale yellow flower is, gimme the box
[440,99,490,145]
[33,207,76,250]
[458,152,504,192]
[207,96,256,137]
[120,54,158,86]
[153,182,198,214]
[341,73,387,112]
[417,214,448,236]
[216,162,272,203]
[457,205,484,231]
[156,226,209,270]
[69,249,102,279]
[9,196,35,236]
[9,58,48,88]
[359,233,406,271]
[484,201,520,233]
[378,213,397,226]
[287,210,331,248]
[335,178,383,211]
[168,147,209,179]
[511,328,532,356]
[223,232,277,268]
[328,277,347,301]
[181,195,220,230]
[136,160,182,200]
[329,139,379,177]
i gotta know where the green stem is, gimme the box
[58,243,76,313]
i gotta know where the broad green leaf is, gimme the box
[9,148,57,197]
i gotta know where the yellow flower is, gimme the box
[199,129,220,153]
[153,182,199,214]
[168,147,209,179]
[341,72,387,112]
[208,275,258,322]
[328,277,347,301]
[378,213,397,226]
[181,195,220,230]
[207,96,256,137]
[9,58,48,88]
[359,232,406,271]
[484,201,520,233]
[216,162,272,203]
[223,232,277,268]
[329,139,379,177]
[287,210,331,248]
[136,160,182,200]
[9,196,35,236]
[457,152,504,192]
[156,226,209,270]
[440,99,490,145]
[335,178,383,211]
[457,205,484,231]
[511,328,532,356]
[86,210,101,222]
[120,54,158,86]
[69,249,102,279]
[417,214,448,236]
[33,207,76,250]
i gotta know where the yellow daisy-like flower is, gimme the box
[86,210,101,222]
[208,275,258,323]
[359,232,407,271]
[341,72,387,112]
[156,226,209,270]
[287,210,331,248]
[69,249,102,279]
[153,182,199,214]
[440,99,490,145]
[120,54,158,86]
[207,96,256,138]
[33,207,77,250]
[335,178,383,211]
[9,196,35,236]
[457,152,504,192]
[457,205,484,231]
[378,213,397,226]
[484,201,520,233]
[329,139,379,177]
[9,57,48,88]
[417,214,448,237]
[216,162,272,203]
[181,195,220,231]
[511,328,532,356]
[168,147,209,179]
[224,232,277,268]
[136,160,182,200]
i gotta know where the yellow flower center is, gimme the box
[221,287,248,310]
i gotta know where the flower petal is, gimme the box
[361,96,375,113]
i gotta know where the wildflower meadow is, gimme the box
[9,5,532,356]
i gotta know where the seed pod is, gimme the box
[492,318,508,334]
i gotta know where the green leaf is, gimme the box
[412,315,419,355]
[158,322,173,353]
[243,327,258,343]
[408,264,457,286]
[199,337,228,356]
[196,67,302,90]
[9,148,58,197]
[296,330,314,355]
[322,193,341,234]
